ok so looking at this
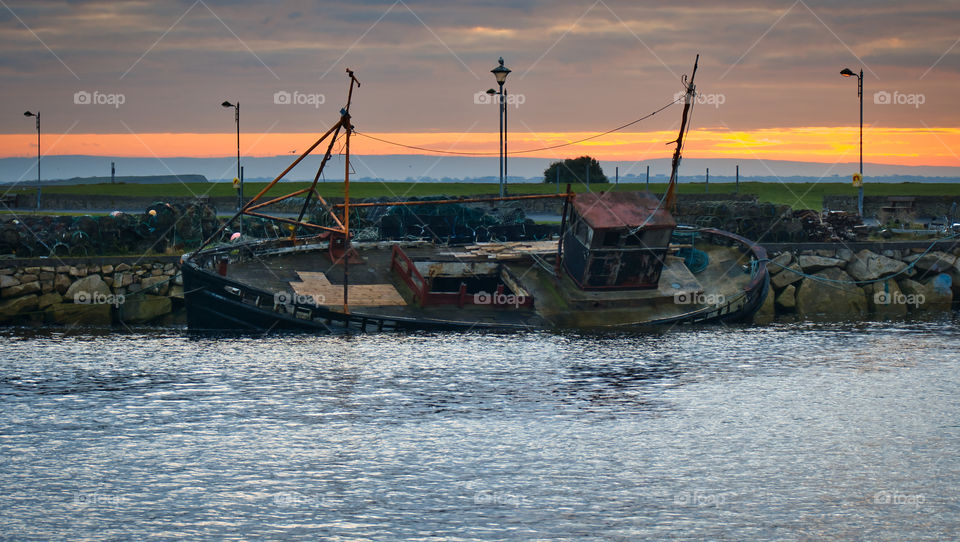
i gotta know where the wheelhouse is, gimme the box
[562,191,676,290]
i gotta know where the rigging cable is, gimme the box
[352,96,683,157]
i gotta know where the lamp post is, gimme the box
[491,57,511,198]
[23,111,40,210]
[840,67,863,216]
[221,100,242,236]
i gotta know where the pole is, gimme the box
[858,69,863,217]
[736,164,739,193]
[498,84,504,199]
[705,167,709,193]
[236,102,242,237]
[504,86,508,196]
[556,165,560,193]
[615,166,619,185]
[36,113,40,210]
[111,162,115,184]
[646,165,650,191]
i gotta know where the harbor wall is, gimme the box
[0,256,184,326]
[753,243,960,323]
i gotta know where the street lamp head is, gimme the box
[486,88,497,96]
[221,101,235,108]
[840,68,855,77]
[491,57,511,85]
[23,111,36,117]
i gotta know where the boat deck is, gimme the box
[217,238,756,330]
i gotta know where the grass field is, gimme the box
[8,180,960,211]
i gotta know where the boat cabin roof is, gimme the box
[572,191,676,231]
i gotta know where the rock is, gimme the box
[65,275,111,304]
[69,266,87,278]
[102,276,114,287]
[864,280,908,318]
[836,248,854,262]
[2,281,41,298]
[164,268,176,276]
[114,272,133,288]
[768,253,793,275]
[23,266,40,274]
[87,265,100,275]
[41,266,54,273]
[795,267,868,320]
[815,249,836,258]
[20,274,38,283]
[38,271,54,281]
[150,268,163,276]
[168,284,184,299]
[775,284,796,311]
[140,275,169,296]
[41,281,53,293]
[0,268,14,275]
[0,275,20,289]
[119,295,172,324]
[45,302,112,326]
[899,274,953,312]
[0,294,38,322]
[152,263,163,270]
[101,264,114,275]
[847,250,908,282]
[163,263,175,272]
[37,292,62,309]
[771,262,804,289]
[115,263,131,272]
[905,251,957,274]
[173,273,183,286]
[753,286,776,324]
[55,265,70,273]
[797,254,846,273]
[54,274,72,295]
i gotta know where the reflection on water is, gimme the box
[1,317,958,540]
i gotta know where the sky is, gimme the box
[0,0,958,168]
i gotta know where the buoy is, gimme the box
[148,209,157,216]
[230,232,241,241]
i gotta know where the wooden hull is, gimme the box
[182,227,769,334]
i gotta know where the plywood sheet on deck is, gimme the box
[290,271,406,307]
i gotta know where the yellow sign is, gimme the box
[852,173,863,187]
[232,177,240,189]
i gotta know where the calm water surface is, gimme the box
[1,319,959,540]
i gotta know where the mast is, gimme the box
[664,54,699,213]
[343,68,360,315]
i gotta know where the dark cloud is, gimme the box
[0,0,957,137]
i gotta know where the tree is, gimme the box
[543,156,608,184]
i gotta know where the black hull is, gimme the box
[182,228,769,334]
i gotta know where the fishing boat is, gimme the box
[182,59,770,332]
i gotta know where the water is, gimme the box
[1,319,959,540]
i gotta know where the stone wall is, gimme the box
[0,259,183,326]
[754,246,960,323]
[824,194,960,221]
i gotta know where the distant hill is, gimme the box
[41,174,209,186]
